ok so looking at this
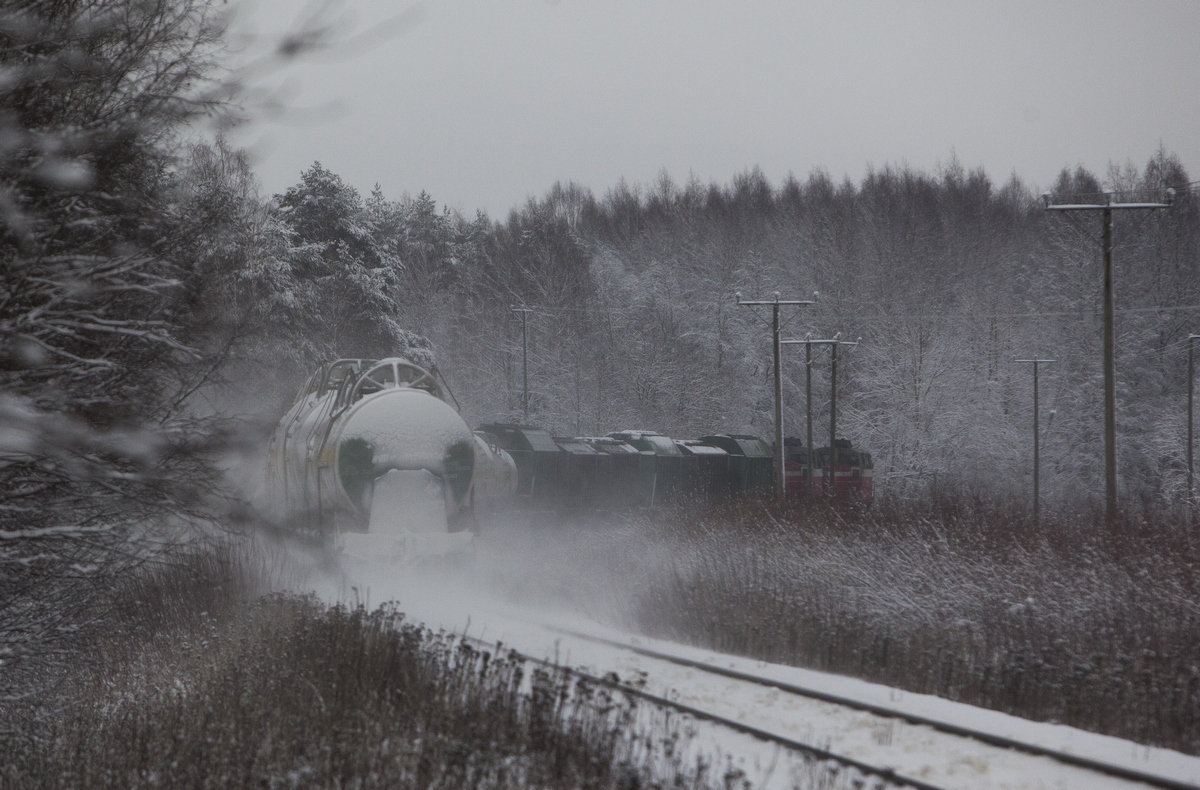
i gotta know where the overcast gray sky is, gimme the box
[237,1,1200,216]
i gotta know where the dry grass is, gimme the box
[2,546,677,789]
[624,496,1200,754]
[0,540,873,790]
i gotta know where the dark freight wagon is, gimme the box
[476,424,561,500]
[607,431,689,505]
[676,440,730,503]
[696,434,775,497]
[579,437,645,508]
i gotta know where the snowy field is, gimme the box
[293,528,1200,790]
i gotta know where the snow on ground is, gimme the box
[290,532,1200,790]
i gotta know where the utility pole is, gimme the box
[827,338,859,496]
[782,336,859,497]
[1044,188,1174,521]
[510,306,534,422]
[780,336,817,498]
[1017,358,1055,524]
[830,342,839,496]
[806,340,813,498]
[737,292,813,502]
[1189,335,1200,502]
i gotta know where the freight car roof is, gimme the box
[676,441,729,458]
[475,423,560,453]
[698,435,772,457]
[608,431,682,456]
[554,438,599,454]
[577,437,642,455]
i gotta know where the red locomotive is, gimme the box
[783,437,874,501]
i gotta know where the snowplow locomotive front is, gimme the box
[267,358,516,538]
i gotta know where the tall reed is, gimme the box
[627,497,1200,753]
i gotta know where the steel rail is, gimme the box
[548,627,1199,790]
[460,635,942,790]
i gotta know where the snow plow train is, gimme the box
[266,358,516,560]
[267,358,872,550]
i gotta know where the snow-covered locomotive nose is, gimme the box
[268,356,514,550]
[335,386,475,517]
[322,358,475,533]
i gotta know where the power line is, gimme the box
[481,302,1200,320]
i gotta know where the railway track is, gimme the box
[473,639,944,790]
[469,625,1199,790]
[550,627,1199,790]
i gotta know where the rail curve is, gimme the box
[463,634,941,790]
[528,627,1199,790]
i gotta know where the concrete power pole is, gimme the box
[1017,358,1055,524]
[510,306,534,422]
[1190,334,1200,503]
[830,341,839,496]
[737,293,813,502]
[782,336,819,498]
[1043,188,1174,521]
[806,340,813,498]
